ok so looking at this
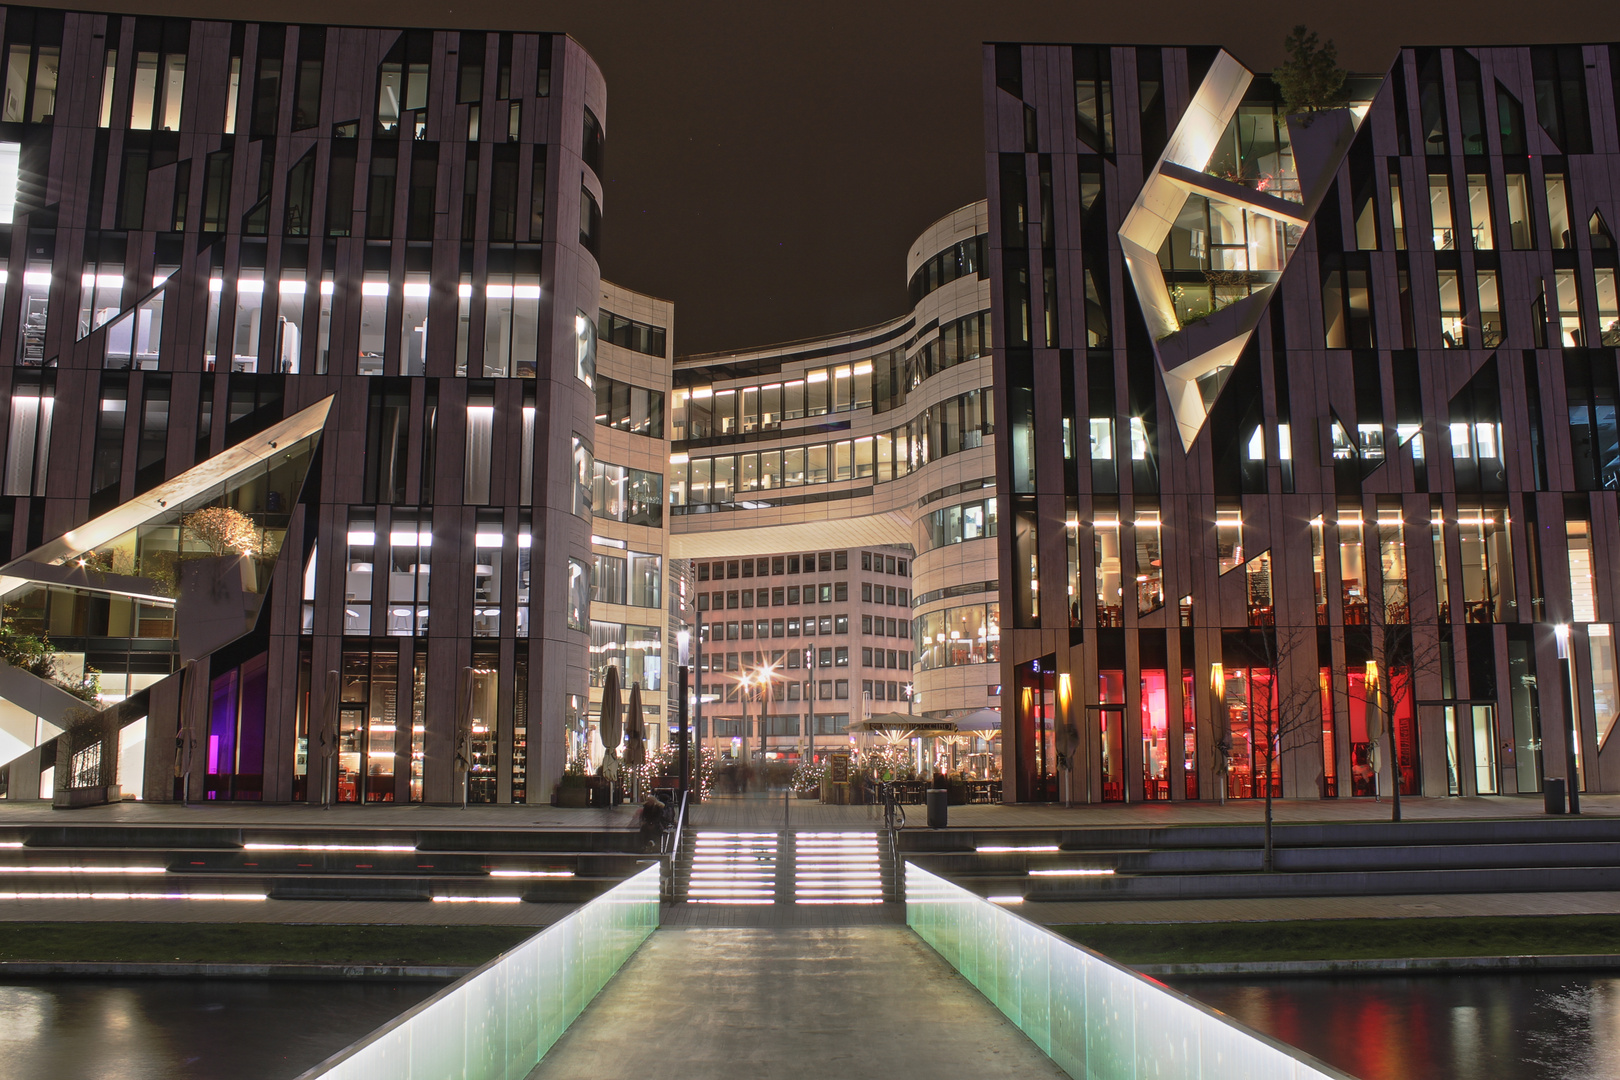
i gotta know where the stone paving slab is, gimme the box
[526,927,1068,1080]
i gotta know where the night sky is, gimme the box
[38,0,1620,353]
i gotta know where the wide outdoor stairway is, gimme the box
[674,830,895,905]
[901,816,1620,903]
[0,821,652,903]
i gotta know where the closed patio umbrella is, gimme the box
[624,681,646,801]
[179,658,211,806]
[598,665,622,783]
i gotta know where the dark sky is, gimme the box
[42,0,1620,353]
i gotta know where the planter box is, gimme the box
[556,784,590,808]
[54,785,120,809]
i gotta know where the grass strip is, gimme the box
[0,923,537,965]
[1053,914,1620,965]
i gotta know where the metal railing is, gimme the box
[905,863,1357,1080]
[294,864,660,1080]
[661,789,690,903]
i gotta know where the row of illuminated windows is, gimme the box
[597,310,667,358]
[1372,167,1603,257]
[908,234,987,305]
[669,388,993,505]
[699,612,850,637]
[695,550,909,579]
[594,374,665,440]
[30,252,600,385]
[1046,507,1523,631]
[860,583,910,607]
[698,582,849,611]
[673,361,875,439]
[76,26,557,138]
[863,616,913,638]
[588,621,662,691]
[1320,263,1620,352]
[710,714,853,737]
[914,602,999,673]
[589,550,661,609]
[919,496,997,553]
[674,312,990,440]
[325,513,533,639]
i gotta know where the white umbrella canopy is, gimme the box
[951,708,1003,733]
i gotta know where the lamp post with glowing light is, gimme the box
[1556,623,1581,814]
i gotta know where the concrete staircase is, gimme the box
[901,818,1620,903]
[674,830,889,905]
[0,822,655,903]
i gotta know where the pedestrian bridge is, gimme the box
[292,824,1355,1080]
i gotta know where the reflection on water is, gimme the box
[1177,973,1620,1080]
[0,979,439,1080]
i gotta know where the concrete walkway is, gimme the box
[526,927,1067,1080]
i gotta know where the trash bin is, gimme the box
[1545,777,1567,814]
[926,788,948,829]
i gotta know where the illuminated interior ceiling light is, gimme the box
[1028,867,1116,877]
[976,845,1060,853]
[243,842,414,852]
[0,865,166,874]
[488,869,574,878]
[431,895,523,904]
[0,891,266,901]
[1119,50,1364,451]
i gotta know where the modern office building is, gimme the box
[0,7,626,805]
[988,41,1620,804]
[668,200,1000,746]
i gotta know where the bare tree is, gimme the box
[1250,621,1330,871]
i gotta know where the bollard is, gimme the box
[926,788,948,829]
[1545,776,1567,814]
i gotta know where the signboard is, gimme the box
[829,751,850,784]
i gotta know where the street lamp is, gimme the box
[677,629,691,801]
[1555,623,1580,814]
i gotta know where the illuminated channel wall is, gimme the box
[905,864,1354,1080]
[295,864,660,1080]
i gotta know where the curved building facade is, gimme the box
[670,201,999,748]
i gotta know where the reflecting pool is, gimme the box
[0,979,440,1080]
[1177,973,1620,1080]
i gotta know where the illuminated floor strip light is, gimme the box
[977,845,1060,853]
[431,895,523,904]
[0,891,266,901]
[244,843,414,852]
[1028,868,1116,877]
[988,895,1025,904]
[0,842,23,849]
[0,866,167,874]
[488,869,574,878]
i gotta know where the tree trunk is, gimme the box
[1263,742,1275,872]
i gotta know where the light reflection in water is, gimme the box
[0,979,437,1080]
[1177,974,1620,1080]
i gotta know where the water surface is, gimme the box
[0,979,439,1080]
[1177,973,1620,1080]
